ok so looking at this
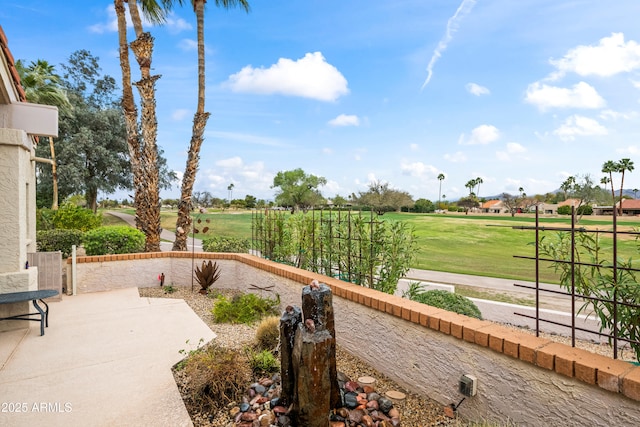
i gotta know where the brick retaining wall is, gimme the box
[67,252,640,426]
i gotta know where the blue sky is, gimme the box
[3,1,640,202]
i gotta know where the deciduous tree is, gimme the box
[355,181,414,215]
[272,168,327,212]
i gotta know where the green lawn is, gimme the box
[103,209,640,284]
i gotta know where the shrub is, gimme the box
[36,208,56,231]
[36,229,84,258]
[255,315,280,351]
[246,348,280,375]
[182,343,251,410]
[411,290,482,319]
[212,293,280,324]
[50,202,102,231]
[83,226,145,255]
[202,236,250,253]
[577,204,593,216]
[557,205,572,215]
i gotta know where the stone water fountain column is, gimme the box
[280,279,340,427]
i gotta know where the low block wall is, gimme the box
[67,252,640,426]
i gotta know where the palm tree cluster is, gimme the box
[113,0,249,251]
[601,159,635,215]
[464,177,484,198]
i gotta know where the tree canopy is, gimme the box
[272,168,327,212]
[355,181,414,215]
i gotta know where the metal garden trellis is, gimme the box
[512,206,640,359]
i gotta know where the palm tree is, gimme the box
[475,177,483,199]
[173,0,250,251]
[115,0,176,251]
[560,176,574,201]
[617,158,634,215]
[601,160,618,207]
[634,188,639,199]
[16,59,72,210]
[227,183,235,204]
[437,173,445,210]
[465,179,476,196]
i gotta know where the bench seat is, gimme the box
[0,289,59,336]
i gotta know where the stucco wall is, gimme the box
[67,252,640,426]
[0,128,38,331]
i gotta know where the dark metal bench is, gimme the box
[0,289,59,336]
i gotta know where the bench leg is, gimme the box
[31,299,49,336]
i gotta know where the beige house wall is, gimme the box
[0,128,38,331]
[66,252,640,426]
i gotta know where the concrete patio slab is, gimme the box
[0,287,216,427]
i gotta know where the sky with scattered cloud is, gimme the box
[3,1,640,202]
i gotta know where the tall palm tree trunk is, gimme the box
[173,0,210,251]
[118,0,163,252]
[115,0,146,243]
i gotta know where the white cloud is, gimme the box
[459,124,500,145]
[616,146,640,155]
[444,151,468,163]
[553,115,608,141]
[525,81,605,111]
[466,82,490,96]
[632,80,640,90]
[400,161,438,178]
[322,147,334,155]
[496,151,509,161]
[549,33,640,79]
[171,109,190,121]
[599,109,636,120]
[410,143,419,151]
[496,142,527,162]
[165,15,192,34]
[202,158,273,197]
[225,52,349,101]
[506,142,526,153]
[328,114,360,127]
[88,4,154,34]
[178,38,213,54]
[422,0,477,89]
[178,39,198,51]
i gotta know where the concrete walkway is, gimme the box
[0,288,215,427]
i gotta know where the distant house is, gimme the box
[0,25,59,332]
[558,198,581,208]
[616,199,640,216]
[481,199,506,214]
[530,203,558,215]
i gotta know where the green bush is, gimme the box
[48,203,102,231]
[202,236,250,253]
[246,348,280,375]
[212,293,280,324]
[557,205,572,215]
[36,208,56,231]
[36,229,84,258]
[577,204,593,215]
[83,226,145,255]
[412,290,482,319]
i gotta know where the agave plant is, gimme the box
[194,260,221,294]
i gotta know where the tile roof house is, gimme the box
[616,199,640,216]
[481,199,506,213]
[0,25,59,331]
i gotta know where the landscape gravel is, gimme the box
[139,285,635,426]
